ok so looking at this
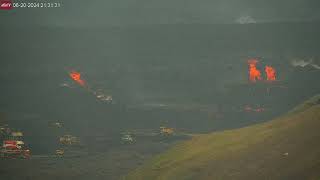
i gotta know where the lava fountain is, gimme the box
[69,71,85,86]
[265,66,276,81]
[248,59,262,82]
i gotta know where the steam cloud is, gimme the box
[291,59,320,70]
[235,16,256,24]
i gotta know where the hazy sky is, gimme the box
[1,0,320,27]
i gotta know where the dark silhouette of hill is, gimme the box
[125,95,320,180]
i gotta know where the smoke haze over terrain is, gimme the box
[1,1,320,180]
[1,0,320,156]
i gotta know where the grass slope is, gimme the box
[125,95,320,180]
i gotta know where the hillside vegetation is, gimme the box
[125,95,320,180]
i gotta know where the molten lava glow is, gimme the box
[265,66,276,81]
[69,71,85,86]
[248,59,262,82]
[244,105,266,113]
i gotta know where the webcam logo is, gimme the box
[0,0,13,10]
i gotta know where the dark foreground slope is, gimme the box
[125,95,320,180]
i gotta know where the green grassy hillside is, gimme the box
[125,95,320,180]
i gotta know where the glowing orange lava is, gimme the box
[69,71,85,86]
[248,59,262,82]
[244,105,266,113]
[265,66,276,81]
